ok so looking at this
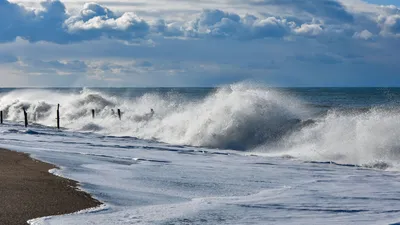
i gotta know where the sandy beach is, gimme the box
[0,149,101,225]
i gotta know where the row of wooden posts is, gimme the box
[0,105,122,129]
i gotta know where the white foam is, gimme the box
[254,108,400,170]
[0,84,307,150]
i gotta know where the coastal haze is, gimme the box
[0,86,399,224]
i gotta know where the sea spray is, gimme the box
[2,85,400,169]
[254,108,400,170]
[0,84,308,150]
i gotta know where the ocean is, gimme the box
[1,83,400,224]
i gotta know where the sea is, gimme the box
[1,83,400,224]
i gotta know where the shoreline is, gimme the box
[0,148,102,225]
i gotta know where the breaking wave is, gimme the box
[0,84,308,150]
[254,108,400,170]
[2,83,400,170]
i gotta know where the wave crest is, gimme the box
[0,84,308,150]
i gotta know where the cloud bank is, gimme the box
[0,0,400,87]
[0,0,399,44]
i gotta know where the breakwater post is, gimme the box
[23,108,28,127]
[92,109,95,119]
[57,104,60,130]
[0,111,3,124]
[117,109,121,120]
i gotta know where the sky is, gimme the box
[1,0,400,87]
[365,0,400,6]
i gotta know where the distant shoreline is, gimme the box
[0,149,101,225]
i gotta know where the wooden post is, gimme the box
[23,108,28,127]
[57,104,60,129]
[117,109,121,120]
[0,111,3,124]
[92,109,95,119]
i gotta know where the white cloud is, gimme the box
[353,29,374,39]
[294,23,324,37]
[65,3,150,40]
[379,14,400,37]
[1,0,399,44]
[181,10,293,39]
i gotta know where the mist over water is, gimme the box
[1,84,400,170]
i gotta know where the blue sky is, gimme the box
[365,0,400,6]
[1,0,400,87]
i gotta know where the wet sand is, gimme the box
[0,149,101,225]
